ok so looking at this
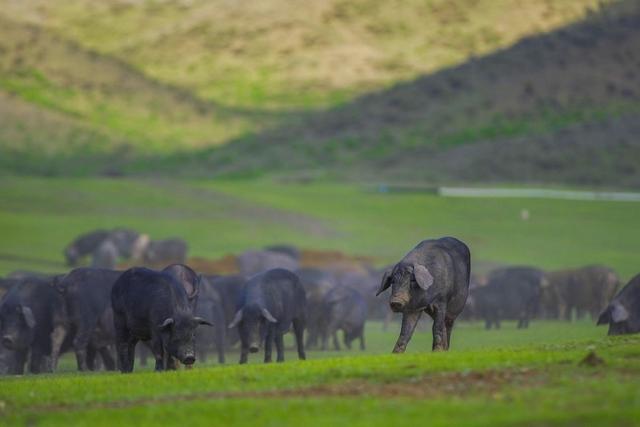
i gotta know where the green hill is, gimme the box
[1,0,637,186]
[204,1,640,187]
[0,15,277,175]
[1,0,606,109]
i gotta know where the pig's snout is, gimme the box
[389,298,407,312]
[249,345,259,353]
[182,355,195,366]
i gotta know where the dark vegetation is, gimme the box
[205,0,640,187]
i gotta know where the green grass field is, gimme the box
[1,176,639,425]
[0,176,638,277]
[1,321,638,426]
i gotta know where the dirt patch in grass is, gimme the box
[30,368,544,414]
[288,367,544,399]
[117,249,376,275]
[300,249,376,270]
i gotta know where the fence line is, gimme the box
[438,187,640,202]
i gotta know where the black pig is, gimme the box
[229,269,306,364]
[377,237,470,352]
[0,276,66,374]
[598,273,640,335]
[111,267,211,372]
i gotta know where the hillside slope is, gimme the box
[0,15,277,175]
[1,0,607,109]
[204,1,640,187]
[0,0,637,186]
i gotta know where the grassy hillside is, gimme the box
[0,177,638,278]
[1,0,607,109]
[204,0,640,187]
[1,0,632,185]
[1,331,638,426]
[0,14,281,175]
[0,0,636,185]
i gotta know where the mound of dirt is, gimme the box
[117,249,376,275]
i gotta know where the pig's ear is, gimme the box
[611,303,629,323]
[597,306,611,325]
[375,269,393,296]
[261,308,277,323]
[190,274,203,299]
[185,278,199,301]
[194,317,213,327]
[413,264,434,291]
[228,309,243,329]
[20,306,36,329]
[159,318,174,330]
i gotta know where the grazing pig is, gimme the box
[111,267,211,372]
[546,265,620,321]
[598,273,640,335]
[0,276,66,374]
[54,268,121,371]
[237,250,299,276]
[296,268,336,349]
[64,229,111,266]
[321,286,367,351]
[207,274,246,348]
[194,278,227,364]
[228,269,306,364]
[109,228,141,258]
[143,238,188,265]
[376,237,471,352]
[473,266,545,329]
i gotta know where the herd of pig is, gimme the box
[0,231,638,375]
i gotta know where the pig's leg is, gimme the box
[150,336,164,371]
[275,333,285,363]
[264,326,273,363]
[50,324,67,370]
[444,317,455,350]
[432,307,447,351]
[332,330,341,351]
[99,346,116,371]
[239,335,249,365]
[392,311,422,353]
[293,317,306,360]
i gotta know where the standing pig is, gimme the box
[193,278,227,364]
[228,269,306,364]
[376,237,470,352]
[321,286,367,351]
[208,274,246,348]
[0,276,66,374]
[597,273,640,335]
[111,267,211,372]
[54,268,122,371]
[64,229,111,266]
[143,238,188,265]
[236,250,299,276]
[473,266,545,330]
[296,268,336,349]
